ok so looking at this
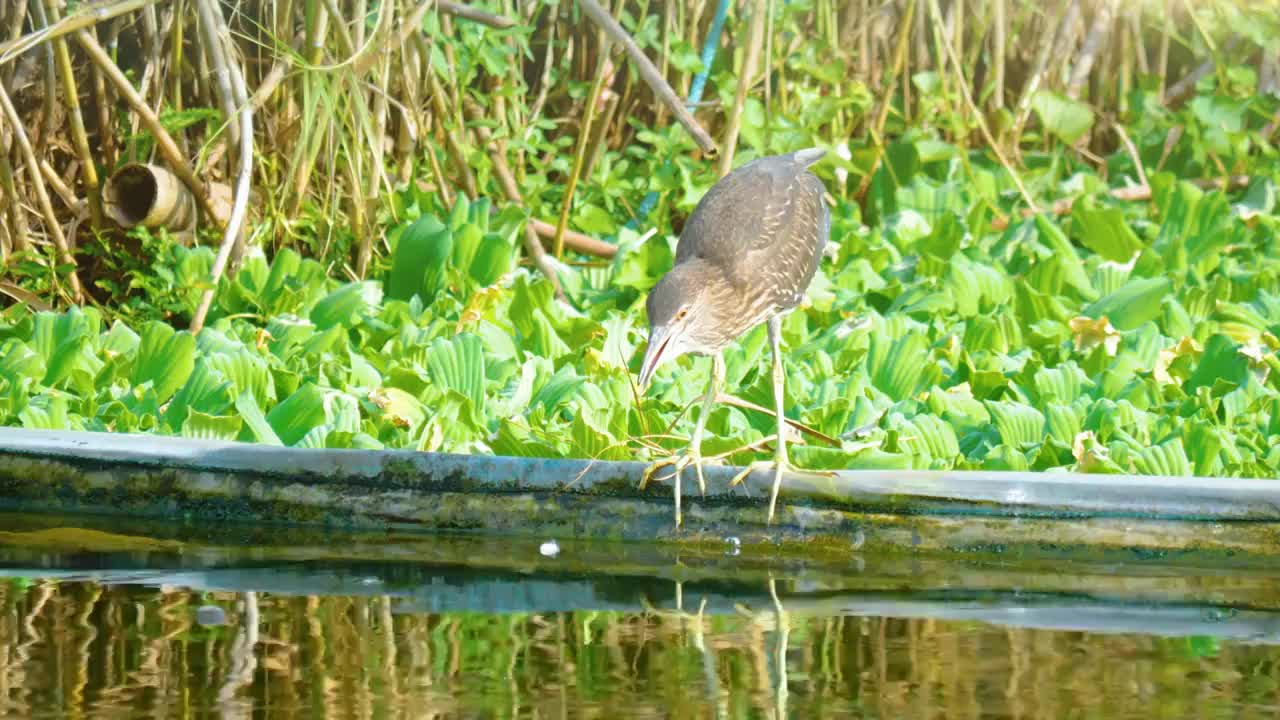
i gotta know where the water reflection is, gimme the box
[1,522,1280,717]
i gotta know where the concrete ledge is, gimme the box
[2,428,1279,559]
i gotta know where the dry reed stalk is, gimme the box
[577,0,717,154]
[928,0,1036,212]
[74,29,224,227]
[438,1,516,29]
[992,0,1005,109]
[28,0,56,151]
[425,68,478,200]
[0,149,29,253]
[1067,0,1116,100]
[528,219,616,258]
[88,25,115,169]
[0,80,83,300]
[0,0,159,65]
[358,52,393,278]
[855,0,917,202]
[190,0,254,335]
[38,159,83,215]
[719,0,768,175]
[1012,0,1079,147]
[467,105,568,302]
[552,47,611,258]
[1165,35,1240,108]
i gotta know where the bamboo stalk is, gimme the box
[529,219,616,258]
[0,81,83,301]
[855,0,917,203]
[39,160,84,215]
[28,0,57,150]
[47,0,105,205]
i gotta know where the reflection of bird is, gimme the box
[637,148,830,527]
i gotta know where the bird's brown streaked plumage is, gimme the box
[676,149,829,317]
[638,148,831,528]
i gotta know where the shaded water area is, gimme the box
[1,513,1280,718]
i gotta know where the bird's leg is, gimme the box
[767,316,789,523]
[688,352,725,495]
[728,316,791,524]
[640,352,724,527]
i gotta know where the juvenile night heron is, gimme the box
[637,147,830,526]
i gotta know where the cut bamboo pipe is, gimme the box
[103,163,231,234]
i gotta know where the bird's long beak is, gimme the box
[637,325,673,392]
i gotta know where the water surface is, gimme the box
[0,513,1278,718]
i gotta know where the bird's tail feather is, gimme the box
[792,147,826,167]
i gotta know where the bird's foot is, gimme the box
[640,448,709,529]
[728,456,790,526]
[639,449,709,494]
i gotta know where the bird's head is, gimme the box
[638,263,711,391]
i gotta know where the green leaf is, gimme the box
[1083,277,1172,331]
[310,281,383,330]
[181,410,243,441]
[866,330,931,401]
[985,401,1046,447]
[386,214,453,305]
[1033,364,1093,404]
[369,387,427,433]
[266,383,331,446]
[132,322,197,402]
[425,334,486,423]
[1132,438,1193,477]
[1045,402,1087,446]
[0,339,44,385]
[18,392,72,430]
[469,233,514,287]
[31,309,93,388]
[899,414,959,461]
[1034,215,1094,296]
[1071,197,1144,263]
[235,390,283,445]
[451,223,484,278]
[1185,334,1249,394]
[1031,90,1095,144]
[531,364,586,414]
[205,350,274,408]
[165,358,233,430]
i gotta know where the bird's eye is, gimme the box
[675,308,689,321]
